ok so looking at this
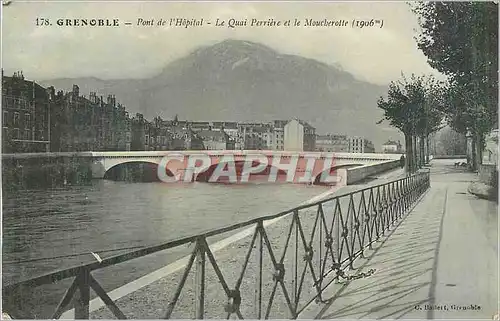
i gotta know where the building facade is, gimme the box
[283,119,316,152]
[348,136,375,153]
[2,73,324,155]
[50,85,132,152]
[197,130,230,150]
[315,134,349,152]
[2,71,51,153]
[381,140,403,154]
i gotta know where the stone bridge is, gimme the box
[2,151,402,185]
[88,150,402,184]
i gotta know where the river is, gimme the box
[2,181,330,284]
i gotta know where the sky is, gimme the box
[2,0,443,85]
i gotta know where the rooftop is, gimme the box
[383,140,401,145]
[197,130,227,139]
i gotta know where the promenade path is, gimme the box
[301,159,499,319]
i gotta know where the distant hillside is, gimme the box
[40,39,402,149]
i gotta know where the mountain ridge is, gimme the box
[39,39,401,149]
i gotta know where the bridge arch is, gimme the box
[103,160,174,182]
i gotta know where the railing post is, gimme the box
[194,237,206,319]
[75,268,91,319]
[293,211,299,307]
[254,222,263,319]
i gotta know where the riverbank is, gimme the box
[1,157,93,193]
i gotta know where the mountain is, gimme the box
[39,39,401,149]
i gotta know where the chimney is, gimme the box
[46,86,55,101]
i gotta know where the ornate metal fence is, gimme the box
[2,171,430,319]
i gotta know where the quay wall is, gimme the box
[1,155,93,193]
[346,159,401,185]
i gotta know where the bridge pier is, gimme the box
[91,159,106,179]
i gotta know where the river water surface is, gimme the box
[2,181,330,284]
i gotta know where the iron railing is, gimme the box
[2,171,430,319]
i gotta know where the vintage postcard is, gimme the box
[1,0,498,319]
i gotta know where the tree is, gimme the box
[377,74,426,173]
[438,127,466,156]
[378,73,444,172]
[412,2,498,170]
[415,75,446,164]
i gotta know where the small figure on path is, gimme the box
[400,155,405,168]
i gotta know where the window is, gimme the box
[24,129,31,140]
[13,112,19,127]
[3,111,8,127]
[24,113,31,128]
[13,128,19,139]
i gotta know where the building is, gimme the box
[382,140,403,154]
[131,113,147,151]
[272,120,287,151]
[348,136,375,153]
[50,86,132,152]
[315,134,349,152]
[283,119,316,152]
[197,130,230,150]
[238,122,271,150]
[2,78,322,155]
[189,121,211,132]
[203,121,239,150]
[2,71,51,153]
[2,73,217,154]
[145,116,172,151]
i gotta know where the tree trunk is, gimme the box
[404,133,412,174]
[420,135,425,166]
[471,133,477,171]
[425,135,430,164]
[476,131,484,169]
[413,135,418,170]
